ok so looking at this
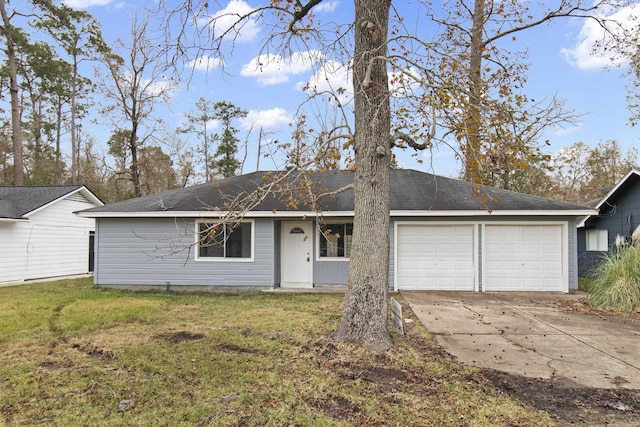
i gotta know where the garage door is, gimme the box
[397,225,475,290]
[484,225,564,292]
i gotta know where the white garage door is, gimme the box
[397,225,475,290]
[484,225,564,292]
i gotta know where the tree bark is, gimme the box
[129,123,141,197]
[0,0,24,185]
[332,0,392,352]
[463,0,485,182]
[70,55,79,184]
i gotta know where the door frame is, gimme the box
[280,221,313,288]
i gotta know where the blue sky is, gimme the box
[60,0,639,179]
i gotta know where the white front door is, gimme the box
[281,221,313,288]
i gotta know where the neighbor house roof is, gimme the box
[0,185,103,221]
[78,170,594,218]
[578,168,640,228]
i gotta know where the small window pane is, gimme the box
[198,222,252,259]
[227,222,251,258]
[586,229,608,251]
[319,223,353,258]
[199,223,225,257]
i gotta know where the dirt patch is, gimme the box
[483,370,640,426]
[557,299,640,320]
[335,362,411,384]
[71,342,115,360]
[153,331,206,343]
[216,343,260,354]
[310,394,360,421]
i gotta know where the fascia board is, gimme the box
[389,209,597,217]
[77,209,596,218]
[0,217,27,222]
[28,186,104,217]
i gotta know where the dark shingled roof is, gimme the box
[81,170,589,215]
[0,185,85,219]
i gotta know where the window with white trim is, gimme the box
[319,223,353,258]
[197,221,253,259]
[586,229,608,251]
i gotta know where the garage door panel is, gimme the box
[484,225,564,292]
[397,225,475,291]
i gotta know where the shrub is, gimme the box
[587,240,640,313]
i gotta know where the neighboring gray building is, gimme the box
[78,170,594,292]
[0,185,103,284]
[577,168,640,277]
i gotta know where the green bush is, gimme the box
[588,244,640,313]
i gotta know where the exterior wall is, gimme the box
[309,215,579,291]
[0,196,96,283]
[0,221,28,283]
[567,216,579,290]
[94,217,274,287]
[273,221,281,285]
[578,182,640,277]
[577,228,604,277]
[94,214,581,291]
[309,218,351,285]
[313,258,349,284]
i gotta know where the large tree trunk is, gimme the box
[332,0,392,352]
[463,0,485,182]
[129,126,142,197]
[0,0,24,185]
[70,57,79,184]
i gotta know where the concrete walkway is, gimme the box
[402,291,640,389]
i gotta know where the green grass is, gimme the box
[587,246,640,313]
[0,278,553,426]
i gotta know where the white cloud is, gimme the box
[63,0,114,7]
[241,50,324,86]
[202,0,261,43]
[301,60,353,105]
[561,4,640,70]
[553,123,582,137]
[145,79,177,98]
[186,56,224,73]
[314,0,339,13]
[241,107,293,132]
[118,71,177,100]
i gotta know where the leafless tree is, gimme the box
[97,13,176,197]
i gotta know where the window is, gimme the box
[319,223,353,258]
[586,229,608,251]
[197,221,253,260]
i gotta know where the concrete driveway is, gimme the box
[401,291,640,389]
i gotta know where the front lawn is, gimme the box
[0,278,551,426]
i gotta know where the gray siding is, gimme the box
[311,218,350,284]
[577,229,604,277]
[578,181,640,277]
[95,217,274,287]
[477,224,483,291]
[95,214,581,291]
[313,259,349,284]
[567,216,578,290]
[273,221,281,285]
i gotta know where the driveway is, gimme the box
[401,291,640,389]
